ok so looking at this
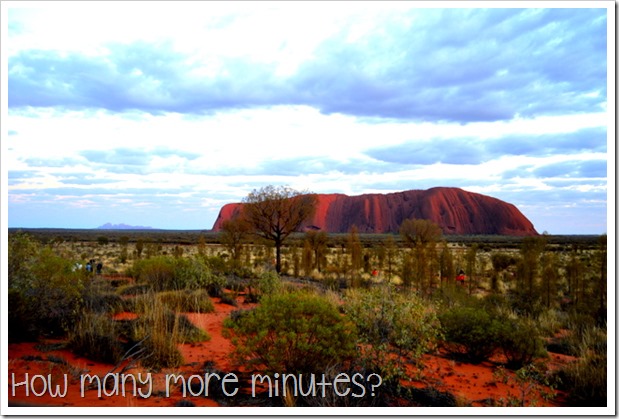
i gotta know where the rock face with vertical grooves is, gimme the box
[212,187,538,236]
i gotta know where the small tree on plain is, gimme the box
[439,242,455,287]
[399,218,442,246]
[465,244,478,295]
[347,225,363,287]
[242,185,317,274]
[399,218,442,292]
[383,235,397,281]
[304,230,328,272]
[517,236,546,295]
[490,252,516,293]
[135,239,144,259]
[220,217,251,266]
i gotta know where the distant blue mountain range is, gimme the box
[97,223,154,230]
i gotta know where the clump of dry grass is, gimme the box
[156,289,215,313]
[69,312,124,364]
[553,325,606,406]
[130,292,210,370]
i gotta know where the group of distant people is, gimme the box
[78,259,103,275]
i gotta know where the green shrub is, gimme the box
[245,270,282,302]
[129,256,176,290]
[257,271,282,297]
[507,290,544,318]
[203,255,228,274]
[157,289,215,313]
[219,291,238,307]
[9,234,85,341]
[433,284,477,310]
[225,275,248,293]
[224,290,357,374]
[439,306,502,363]
[497,317,547,369]
[129,255,226,292]
[174,256,226,292]
[344,285,441,380]
[8,289,39,341]
[8,232,40,283]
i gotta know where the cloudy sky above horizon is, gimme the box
[4,2,611,234]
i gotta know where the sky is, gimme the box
[2,1,613,234]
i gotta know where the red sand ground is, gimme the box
[404,350,574,407]
[8,298,246,408]
[7,295,575,408]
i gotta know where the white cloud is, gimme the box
[5,3,610,233]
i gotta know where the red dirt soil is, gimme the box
[8,295,572,408]
[8,298,247,408]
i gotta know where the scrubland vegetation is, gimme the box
[8,224,608,407]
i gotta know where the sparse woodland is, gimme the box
[8,218,607,407]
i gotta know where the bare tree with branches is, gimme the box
[242,185,317,274]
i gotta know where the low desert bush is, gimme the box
[433,284,478,310]
[157,289,215,313]
[495,363,557,407]
[9,234,86,341]
[549,315,607,357]
[344,285,441,380]
[224,290,357,374]
[137,330,184,370]
[441,301,547,369]
[439,306,502,363]
[175,256,227,293]
[219,291,238,307]
[117,283,151,296]
[110,278,131,288]
[8,289,39,341]
[83,292,127,315]
[535,308,567,337]
[202,255,228,275]
[256,271,282,297]
[566,310,598,342]
[497,317,547,369]
[554,345,606,406]
[130,294,210,370]
[246,270,282,302]
[128,256,175,290]
[69,313,124,364]
[225,275,247,293]
[507,290,544,319]
[129,255,226,293]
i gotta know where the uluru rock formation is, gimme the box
[212,187,538,236]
